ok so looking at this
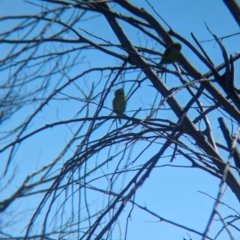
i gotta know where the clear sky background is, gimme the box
[0,0,240,240]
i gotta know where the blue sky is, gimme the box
[0,0,240,239]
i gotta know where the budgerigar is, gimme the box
[112,88,126,124]
[158,42,182,66]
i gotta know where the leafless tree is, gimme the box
[0,0,240,239]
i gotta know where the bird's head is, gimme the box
[171,42,182,50]
[115,88,124,96]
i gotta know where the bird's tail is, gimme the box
[117,113,122,124]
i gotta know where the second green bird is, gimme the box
[112,88,126,124]
[158,42,182,66]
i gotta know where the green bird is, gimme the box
[112,88,126,124]
[158,42,182,66]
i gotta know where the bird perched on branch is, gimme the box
[112,88,126,124]
[158,42,182,66]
